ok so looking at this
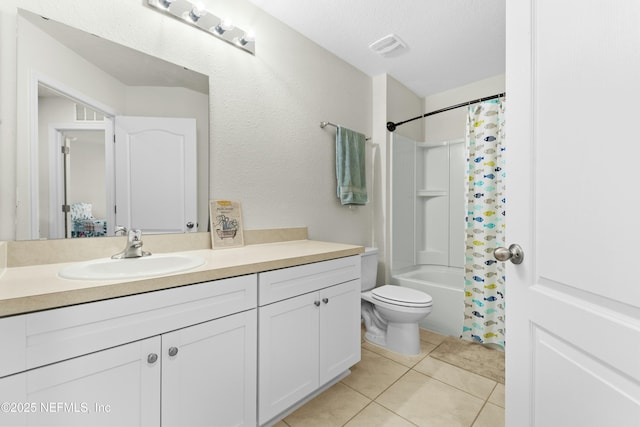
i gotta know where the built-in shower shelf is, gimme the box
[417,190,448,197]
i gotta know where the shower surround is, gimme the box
[390,134,465,337]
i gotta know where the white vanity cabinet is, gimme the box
[0,274,258,427]
[162,309,257,427]
[257,256,361,426]
[1,336,162,427]
[0,248,364,427]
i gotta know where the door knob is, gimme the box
[494,244,524,264]
[147,353,158,364]
[322,298,329,304]
[168,347,179,357]
[186,222,194,229]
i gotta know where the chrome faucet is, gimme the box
[112,229,151,259]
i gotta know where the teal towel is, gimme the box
[336,126,368,205]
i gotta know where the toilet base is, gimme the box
[386,321,420,355]
[364,330,386,348]
[361,299,425,356]
[363,321,421,356]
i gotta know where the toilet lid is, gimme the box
[371,285,433,308]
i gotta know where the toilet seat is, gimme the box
[371,285,432,308]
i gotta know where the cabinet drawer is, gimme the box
[258,256,360,306]
[16,274,257,374]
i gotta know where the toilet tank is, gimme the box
[361,247,379,291]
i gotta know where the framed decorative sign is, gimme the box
[209,200,244,248]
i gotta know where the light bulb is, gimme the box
[238,29,256,46]
[189,2,206,21]
[159,0,175,9]
[213,18,234,35]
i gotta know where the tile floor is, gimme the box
[274,329,505,427]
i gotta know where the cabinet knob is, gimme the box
[322,298,329,304]
[168,346,179,357]
[314,301,320,307]
[147,353,158,364]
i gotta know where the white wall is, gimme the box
[371,75,423,284]
[69,139,106,218]
[0,0,373,247]
[424,74,505,141]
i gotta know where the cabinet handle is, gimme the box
[168,346,179,357]
[147,353,158,364]
[322,298,329,304]
[314,301,320,307]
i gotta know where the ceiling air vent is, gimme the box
[369,34,407,57]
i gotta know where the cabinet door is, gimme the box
[319,280,362,385]
[258,292,320,425]
[0,336,161,427]
[161,310,257,427]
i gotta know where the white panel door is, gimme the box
[162,310,257,427]
[0,337,161,427]
[319,280,361,385]
[506,1,640,426]
[115,116,197,234]
[258,292,320,425]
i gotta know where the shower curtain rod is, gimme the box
[320,121,371,141]
[386,92,506,132]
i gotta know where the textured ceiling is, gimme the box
[248,0,505,97]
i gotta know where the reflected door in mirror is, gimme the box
[115,116,197,234]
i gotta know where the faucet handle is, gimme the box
[114,225,128,236]
[128,229,142,241]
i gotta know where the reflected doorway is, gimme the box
[57,129,108,238]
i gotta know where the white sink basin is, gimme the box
[58,254,205,280]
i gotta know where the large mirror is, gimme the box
[16,9,210,240]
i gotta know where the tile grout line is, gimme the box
[365,368,425,426]
[360,334,503,424]
[469,397,494,427]
[281,330,503,426]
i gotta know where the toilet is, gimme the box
[360,247,433,355]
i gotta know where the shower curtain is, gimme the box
[462,98,506,348]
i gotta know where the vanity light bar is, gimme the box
[147,0,255,55]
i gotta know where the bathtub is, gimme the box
[390,265,464,337]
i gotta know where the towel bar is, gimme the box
[320,121,371,141]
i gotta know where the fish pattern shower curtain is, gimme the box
[462,98,506,348]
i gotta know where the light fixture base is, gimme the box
[147,0,255,55]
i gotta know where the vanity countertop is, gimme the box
[0,239,363,318]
